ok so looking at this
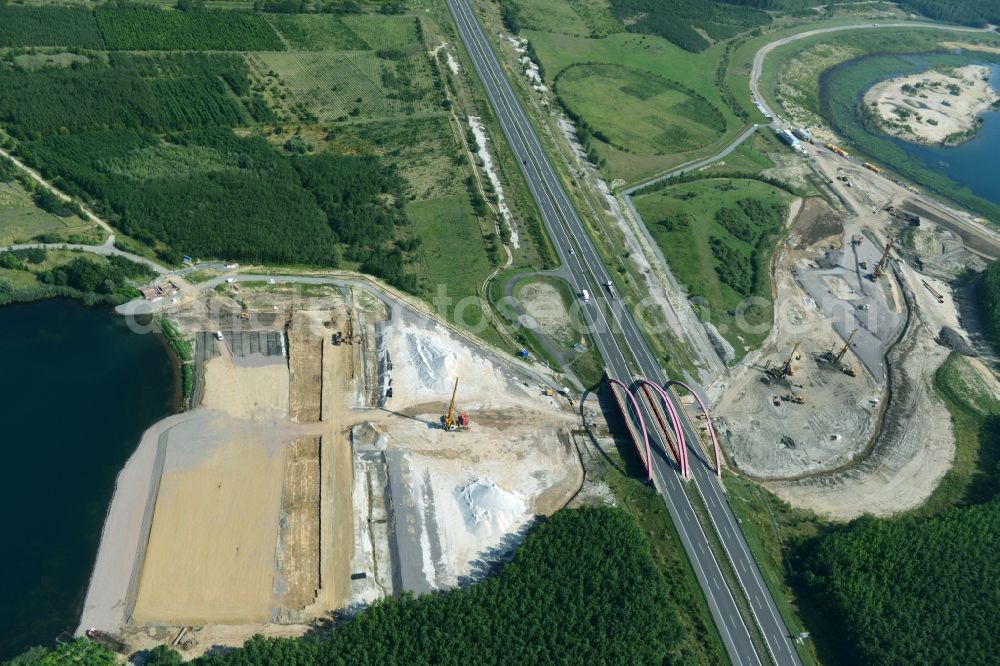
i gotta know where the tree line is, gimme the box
[982,261,1000,352]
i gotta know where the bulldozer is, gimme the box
[441,377,470,432]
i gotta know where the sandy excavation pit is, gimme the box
[715,133,994,518]
[81,283,579,657]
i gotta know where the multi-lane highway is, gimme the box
[446,1,801,663]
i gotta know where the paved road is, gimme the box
[6,242,168,274]
[623,123,760,196]
[447,1,801,664]
[750,21,993,120]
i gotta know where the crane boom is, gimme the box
[441,377,469,431]
[446,377,459,426]
[873,234,896,278]
[834,329,857,364]
[782,342,800,376]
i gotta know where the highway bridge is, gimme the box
[447,1,802,663]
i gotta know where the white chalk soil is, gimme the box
[468,116,518,247]
[372,312,579,590]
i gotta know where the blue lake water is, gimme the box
[890,63,1000,207]
[0,299,179,659]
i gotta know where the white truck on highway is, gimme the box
[580,289,590,302]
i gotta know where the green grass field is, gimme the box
[265,14,369,51]
[525,28,746,183]
[259,50,440,120]
[920,353,1000,515]
[634,178,789,354]
[511,0,591,36]
[409,194,498,341]
[339,14,421,51]
[0,182,97,245]
[556,63,726,155]
[332,116,462,201]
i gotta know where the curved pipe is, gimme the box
[666,381,723,479]
[635,379,688,478]
[608,378,653,482]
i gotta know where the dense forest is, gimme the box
[0,5,105,48]
[609,0,772,52]
[18,128,408,271]
[0,53,267,139]
[95,3,285,51]
[0,49,416,285]
[0,4,284,51]
[11,508,686,665]
[897,0,1000,27]
[795,498,1000,665]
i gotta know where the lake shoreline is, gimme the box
[864,64,999,147]
[0,299,180,659]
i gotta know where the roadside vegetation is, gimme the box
[0,248,154,306]
[0,164,99,246]
[982,260,1000,350]
[633,178,789,354]
[157,317,195,402]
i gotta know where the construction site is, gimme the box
[713,137,1000,519]
[79,280,581,657]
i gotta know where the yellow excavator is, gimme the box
[441,377,470,431]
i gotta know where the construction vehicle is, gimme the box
[441,377,470,431]
[239,310,250,321]
[832,329,857,364]
[338,312,357,345]
[862,162,881,174]
[824,142,849,157]
[766,342,801,379]
[785,394,806,405]
[872,233,896,279]
[781,342,801,377]
[842,365,858,377]
[542,386,554,397]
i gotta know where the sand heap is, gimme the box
[864,65,999,145]
[406,330,456,393]
[458,478,526,538]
